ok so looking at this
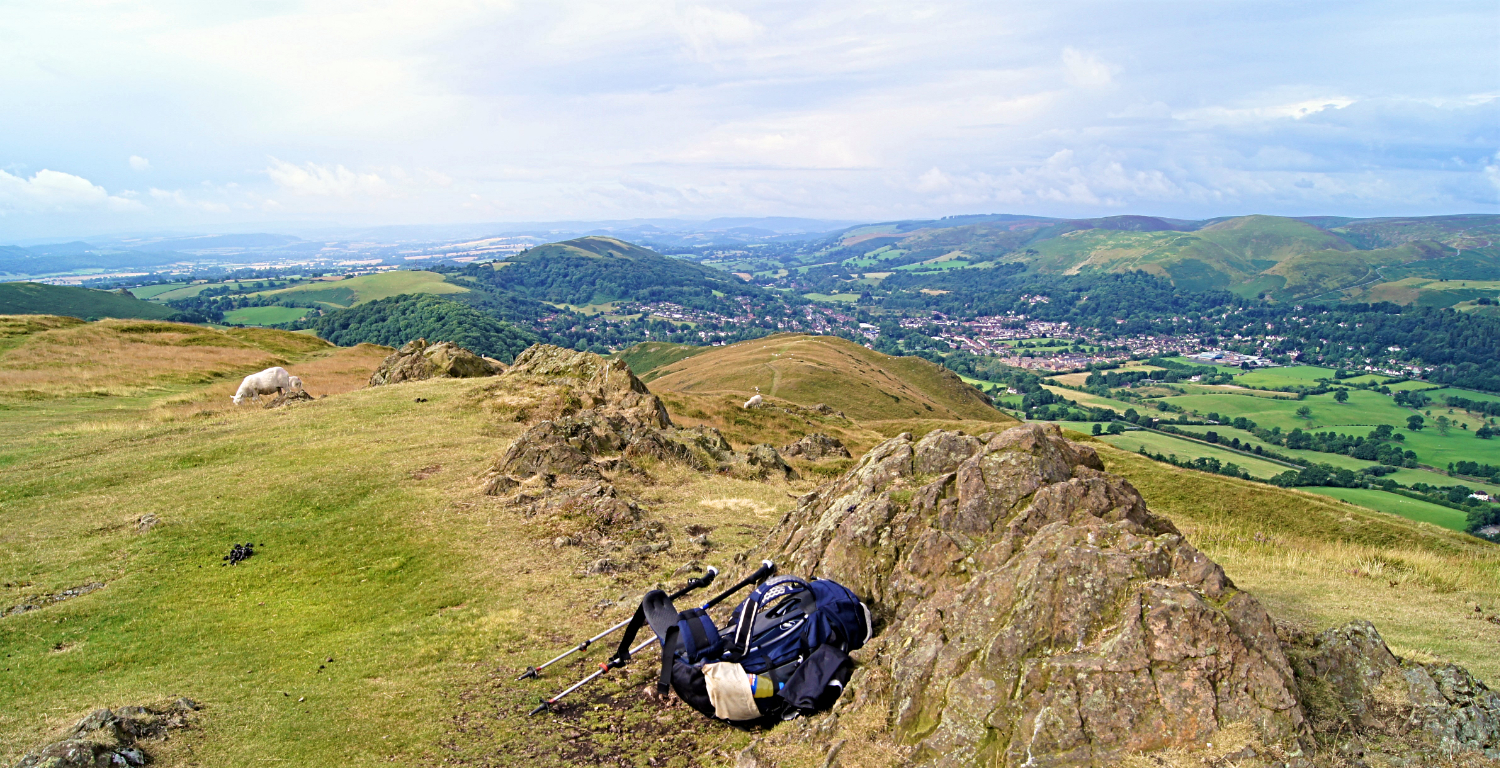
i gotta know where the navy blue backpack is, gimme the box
[654,575,872,722]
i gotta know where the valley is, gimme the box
[3,318,1499,766]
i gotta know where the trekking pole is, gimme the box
[516,567,720,681]
[528,560,776,715]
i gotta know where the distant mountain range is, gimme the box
[808,213,1499,304]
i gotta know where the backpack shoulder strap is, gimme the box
[610,589,684,694]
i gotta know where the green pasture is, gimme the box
[1039,384,1139,415]
[253,272,467,308]
[1231,365,1337,388]
[1096,429,1292,479]
[127,283,189,300]
[1303,487,1470,532]
[1162,389,1412,432]
[801,292,859,304]
[222,306,311,326]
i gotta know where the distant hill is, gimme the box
[251,271,469,309]
[642,333,1007,422]
[817,213,1500,302]
[0,282,177,320]
[481,236,766,306]
[308,294,537,362]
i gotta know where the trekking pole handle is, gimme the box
[702,560,775,611]
[674,566,718,597]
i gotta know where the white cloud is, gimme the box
[265,158,391,197]
[1062,47,1116,88]
[128,155,151,171]
[0,168,144,213]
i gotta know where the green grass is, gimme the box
[1039,384,1140,415]
[127,283,189,300]
[1170,424,1500,496]
[254,272,467,308]
[1231,365,1337,388]
[615,341,710,379]
[1163,389,1413,432]
[1399,427,1500,473]
[0,284,176,321]
[221,306,310,326]
[1302,487,1470,532]
[1096,429,1293,479]
[801,292,859,304]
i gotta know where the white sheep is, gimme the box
[233,367,294,405]
[743,394,763,409]
[288,375,304,392]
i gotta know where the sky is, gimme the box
[1,0,1497,240]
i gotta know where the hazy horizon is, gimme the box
[3,1,1496,241]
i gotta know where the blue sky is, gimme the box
[1,0,1496,239]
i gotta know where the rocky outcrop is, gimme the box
[1284,621,1500,761]
[764,424,1305,766]
[480,345,798,572]
[754,422,1500,766]
[16,699,198,768]
[495,344,670,429]
[263,388,314,408]
[780,433,850,460]
[482,345,795,490]
[368,338,501,387]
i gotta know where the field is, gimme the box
[127,283,190,300]
[1303,487,1471,532]
[1170,424,1500,496]
[800,292,858,304]
[253,271,467,308]
[221,306,311,326]
[1097,429,1293,479]
[4,320,1500,765]
[1162,389,1413,431]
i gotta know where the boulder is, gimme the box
[498,344,670,430]
[780,433,851,460]
[368,338,501,387]
[762,424,1306,766]
[1285,620,1500,760]
[264,388,314,408]
[16,701,195,768]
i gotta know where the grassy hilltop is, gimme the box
[2,321,1499,766]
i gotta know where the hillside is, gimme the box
[801,213,1500,302]
[3,320,1500,765]
[0,282,178,321]
[641,333,1008,422]
[478,236,765,306]
[614,340,710,376]
[308,295,537,362]
[250,270,468,309]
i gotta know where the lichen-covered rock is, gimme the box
[781,433,851,460]
[739,444,798,480]
[16,701,195,768]
[1286,620,1500,760]
[368,338,501,386]
[497,344,670,430]
[263,388,315,408]
[763,423,1306,766]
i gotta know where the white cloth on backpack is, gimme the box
[702,661,759,721]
